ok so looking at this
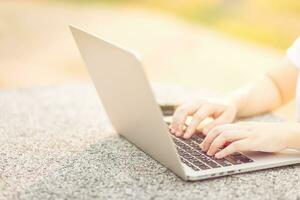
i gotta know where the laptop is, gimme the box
[70,25,300,181]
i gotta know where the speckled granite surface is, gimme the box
[1,84,300,200]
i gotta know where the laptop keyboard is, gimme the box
[167,124,253,171]
[162,106,253,171]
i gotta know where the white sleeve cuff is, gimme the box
[287,37,300,69]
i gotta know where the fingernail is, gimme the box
[199,143,203,149]
[183,134,189,139]
[215,153,221,159]
[207,151,212,156]
[183,131,190,138]
[175,131,181,136]
[170,128,175,134]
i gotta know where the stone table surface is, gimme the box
[0,83,300,200]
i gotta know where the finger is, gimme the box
[171,103,200,136]
[201,124,240,152]
[206,131,247,156]
[215,139,250,158]
[201,126,223,151]
[202,118,224,136]
[203,110,234,135]
[183,105,214,139]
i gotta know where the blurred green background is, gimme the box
[66,0,300,51]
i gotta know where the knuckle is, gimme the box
[220,132,229,140]
[217,134,226,142]
[193,112,203,120]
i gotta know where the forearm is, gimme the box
[230,75,282,118]
[229,61,298,118]
[286,123,300,150]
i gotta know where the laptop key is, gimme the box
[184,153,193,160]
[181,157,200,171]
[225,156,243,165]
[176,148,184,155]
[186,156,210,170]
[185,137,229,166]
[232,154,254,163]
[177,146,211,170]
[213,158,232,167]
[192,160,210,170]
[190,135,204,144]
[187,148,221,168]
[184,139,200,149]
[178,139,221,168]
[205,160,221,168]
[205,155,232,167]
[173,138,181,145]
[181,142,221,167]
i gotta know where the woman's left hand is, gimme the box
[200,122,298,158]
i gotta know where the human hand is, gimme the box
[170,98,237,139]
[200,122,294,158]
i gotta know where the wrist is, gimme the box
[228,90,246,118]
[286,123,300,150]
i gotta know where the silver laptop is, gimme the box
[70,25,300,181]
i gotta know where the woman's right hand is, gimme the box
[170,98,238,139]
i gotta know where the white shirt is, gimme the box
[287,37,300,120]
